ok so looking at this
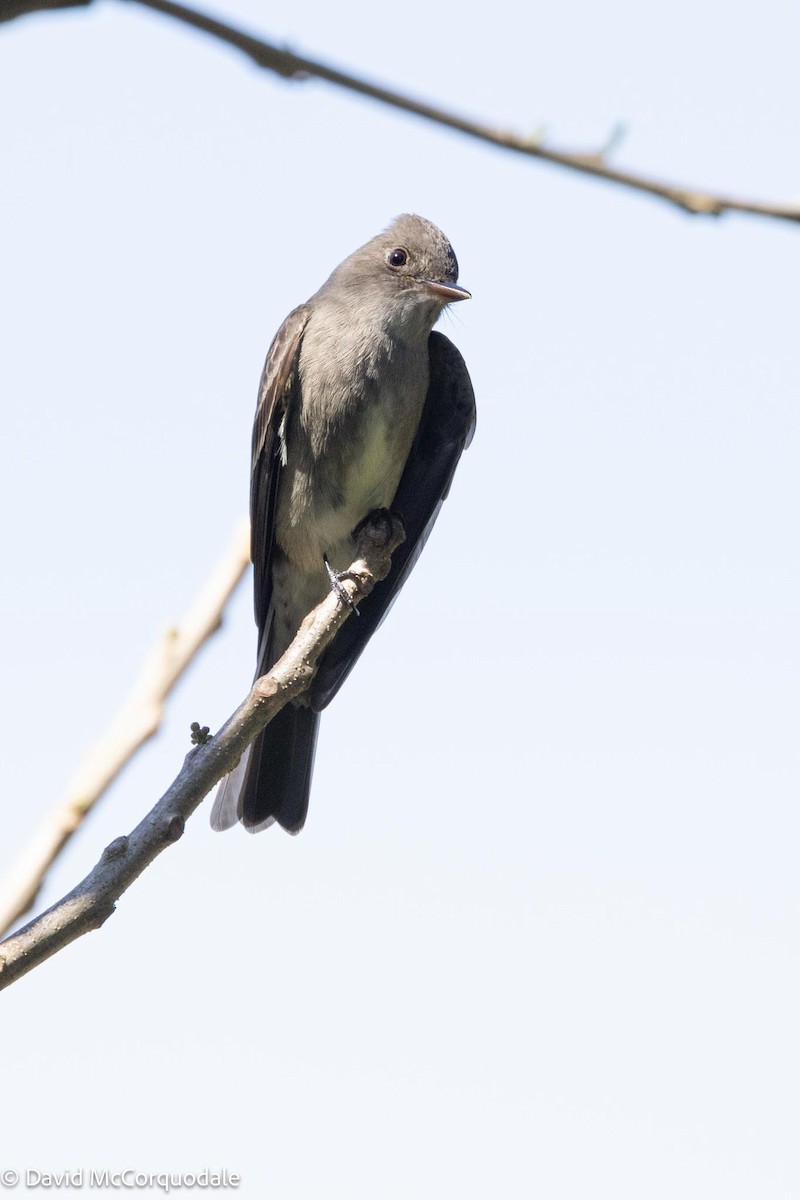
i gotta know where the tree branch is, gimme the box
[1,0,798,224]
[0,0,89,20]
[0,514,405,992]
[121,0,800,225]
[0,518,251,938]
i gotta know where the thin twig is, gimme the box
[1,0,798,225]
[0,0,90,20]
[121,0,800,226]
[0,515,405,992]
[0,518,251,937]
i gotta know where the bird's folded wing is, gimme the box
[250,302,311,633]
[310,330,476,712]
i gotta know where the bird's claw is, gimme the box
[324,554,361,616]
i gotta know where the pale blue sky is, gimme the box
[1,1,799,1196]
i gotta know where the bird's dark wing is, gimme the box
[209,303,309,834]
[250,303,311,637]
[310,330,476,712]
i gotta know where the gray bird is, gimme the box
[210,214,476,835]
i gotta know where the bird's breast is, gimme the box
[276,344,428,576]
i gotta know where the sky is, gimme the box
[1,0,799,1196]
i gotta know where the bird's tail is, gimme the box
[210,704,319,835]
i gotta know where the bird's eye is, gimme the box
[386,248,408,269]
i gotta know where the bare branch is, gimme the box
[0,519,251,937]
[1,0,797,224]
[0,515,405,992]
[119,0,800,226]
[0,0,89,21]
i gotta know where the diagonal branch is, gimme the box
[118,0,800,226]
[0,514,405,992]
[0,518,251,938]
[1,0,798,225]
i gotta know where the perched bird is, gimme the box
[211,214,476,835]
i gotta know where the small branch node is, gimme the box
[102,836,129,861]
[165,816,185,842]
[189,722,211,745]
[598,120,628,160]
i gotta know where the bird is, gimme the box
[210,214,476,835]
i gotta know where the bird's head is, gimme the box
[321,214,471,336]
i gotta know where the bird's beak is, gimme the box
[418,279,472,303]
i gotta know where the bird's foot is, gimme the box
[324,554,361,616]
[323,511,405,615]
[351,507,396,545]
